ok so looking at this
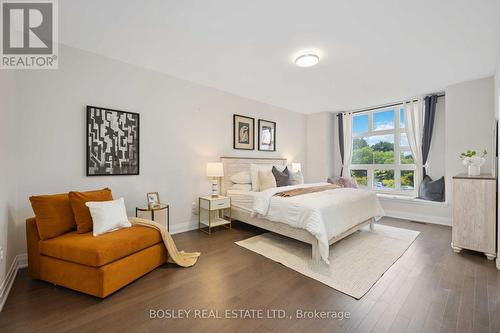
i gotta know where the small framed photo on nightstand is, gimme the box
[147,192,160,209]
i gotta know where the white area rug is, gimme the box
[235,224,420,299]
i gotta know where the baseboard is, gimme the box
[169,221,198,235]
[17,254,27,268]
[384,209,451,226]
[0,253,27,312]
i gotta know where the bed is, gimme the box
[221,157,385,264]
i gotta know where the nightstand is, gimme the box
[198,195,231,235]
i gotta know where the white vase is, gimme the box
[468,164,480,176]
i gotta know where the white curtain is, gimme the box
[342,112,353,177]
[404,98,424,191]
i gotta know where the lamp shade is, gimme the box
[291,163,302,172]
[206,162,224,177]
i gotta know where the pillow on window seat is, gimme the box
[328,177,358,188]
[418,175,445,202]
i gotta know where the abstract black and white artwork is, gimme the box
[87,106,140,176]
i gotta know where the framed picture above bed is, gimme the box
[87,105,140,176]
[258,119,276,151]
[233,114,255,150]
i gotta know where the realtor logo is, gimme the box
[1,0,58,69]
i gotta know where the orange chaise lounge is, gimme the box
[26,188,167,298]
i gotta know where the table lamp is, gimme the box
[206,162,224,197]
[291,163,302,173]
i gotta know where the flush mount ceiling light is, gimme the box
[295,53,319,67]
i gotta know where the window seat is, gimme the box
[376,193,448,207]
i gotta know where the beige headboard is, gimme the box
[220,157,287,195]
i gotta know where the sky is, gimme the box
[352,108,407,146]
[352,108,405,133]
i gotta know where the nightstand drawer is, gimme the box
[200,197,230,210]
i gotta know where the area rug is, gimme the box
[235,224,420,299]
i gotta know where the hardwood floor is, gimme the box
[1,217,499,333]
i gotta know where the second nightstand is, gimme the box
[198,195,231,235]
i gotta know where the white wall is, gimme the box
[0,71,18,295]
[305,112,335,182]
[496,51,500,115]
[11,45,306,255]
[496,50,500,270]
[445,77,496,198]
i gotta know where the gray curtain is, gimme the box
[338,114,344,176]
[422,95,438,176]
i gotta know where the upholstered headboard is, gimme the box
[220,157,287,195]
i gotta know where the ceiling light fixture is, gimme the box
[295,53,319,67]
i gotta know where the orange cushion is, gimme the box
[30,193,77,240]
[69,188,113,233]
[39,226,162,267]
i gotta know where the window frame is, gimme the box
[350,105,416,195]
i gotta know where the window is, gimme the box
[350,106,415,194]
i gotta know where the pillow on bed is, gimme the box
[230,171,251,184]
[272,166,292,187]
[258,169,277,191]
[228,184,252,191]
[250,164,285,191]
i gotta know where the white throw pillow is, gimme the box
[258,169,277,191]
[230,171,251,184]
[250,164,285,191]
[85,198,131,236]
[228,184,252,191]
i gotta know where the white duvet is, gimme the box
[252,182,385,264]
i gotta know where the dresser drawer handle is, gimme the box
[217,202,226,206]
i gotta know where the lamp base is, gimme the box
[211,178,219,197]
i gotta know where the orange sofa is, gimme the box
[26,190,167,298]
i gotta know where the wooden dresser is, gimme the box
[451,174,497,260]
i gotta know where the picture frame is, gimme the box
[147,192,160,209]
[233,114,255,150]
[258,119,276,151]
[87,105,140,176]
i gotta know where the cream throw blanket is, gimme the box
[129,217,200,267]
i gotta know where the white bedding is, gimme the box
[252,182,385,264]
[227,189,258,212]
